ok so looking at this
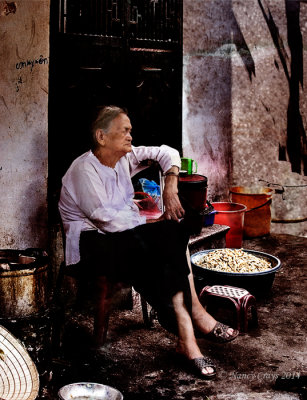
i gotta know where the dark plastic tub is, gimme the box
[178,174,208,211]
[191,249,281,297]
[178,174,208,234]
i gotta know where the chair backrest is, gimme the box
[59,219,67,266]
[58,220,79,277]
[158,169,165,213]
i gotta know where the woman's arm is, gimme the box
[128,145,181,177]
[146,165,185,223]
[162,166,185,222]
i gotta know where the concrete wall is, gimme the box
[0,0,306,254]
[231,0,307,237]
[183,0,307,237]
[182,0,233,201]
[0,1,50,249]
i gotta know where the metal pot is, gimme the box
[58,382,123,400]
[0,248,49,318]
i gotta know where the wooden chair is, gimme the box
[52,227,153,352]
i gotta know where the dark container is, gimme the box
[178,174,208,234]
[191,249,281,297]
[178,174,208,211]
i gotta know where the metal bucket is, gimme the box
[58,383,123,400]
[0,249,49,318]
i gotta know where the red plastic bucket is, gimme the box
[212,202,247,248]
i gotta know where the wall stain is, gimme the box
[16,18,35,60]
[40,87,48,94]
[0,95,9,111]
[0,1,17,17]
[202,135,215,162]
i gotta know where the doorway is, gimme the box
[49,0,183,220]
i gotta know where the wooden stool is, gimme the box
[51,221,154,353]
[199,285,258,332]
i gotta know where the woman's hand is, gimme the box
[146,215,165,223]
[162,172,185,222]
[145,166,185,223]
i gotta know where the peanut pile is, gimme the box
[193,248,272,273]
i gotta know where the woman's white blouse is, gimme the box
[59,145,181,265]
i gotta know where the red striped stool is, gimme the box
[199,285,258,332]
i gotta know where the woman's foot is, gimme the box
[188,357,216,380]
[175,338,215,378]
[191,307,238,341]
[202,321,239,343]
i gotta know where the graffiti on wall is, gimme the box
[15,55,49,92]
[15,55,49,72]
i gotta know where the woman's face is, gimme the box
[104,113,133,156]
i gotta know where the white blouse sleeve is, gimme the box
[128,145,181,177]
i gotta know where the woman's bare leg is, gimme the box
[186,248,235,337]
[172,290,214,375]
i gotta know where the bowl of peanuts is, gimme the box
[191,248,281,296]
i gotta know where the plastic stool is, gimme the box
[199,285,258,332]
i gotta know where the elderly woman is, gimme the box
[59,105,238,379]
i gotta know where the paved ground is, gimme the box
[2,233,307,399]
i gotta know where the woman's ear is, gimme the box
[95,129,105,146]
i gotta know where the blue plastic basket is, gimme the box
[204,210,217,226]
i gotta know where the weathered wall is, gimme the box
[0,0,305,251]
[183,0,307,236]
[0,1,49,249]
[231,0,307,237]
[182,0,233,201]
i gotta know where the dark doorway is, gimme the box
[49,0,183,220]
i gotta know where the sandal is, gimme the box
[188,357,216,380]
[203,321,239,343]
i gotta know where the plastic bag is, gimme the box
[139,178,161,201]
[134,192,160,211]
[134,191,161,219]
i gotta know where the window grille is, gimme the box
[59,0,181,44]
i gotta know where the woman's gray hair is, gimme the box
[91,105,128,149]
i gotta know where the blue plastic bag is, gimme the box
[139,178,161,201]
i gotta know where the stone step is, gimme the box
[189,224,230,254]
